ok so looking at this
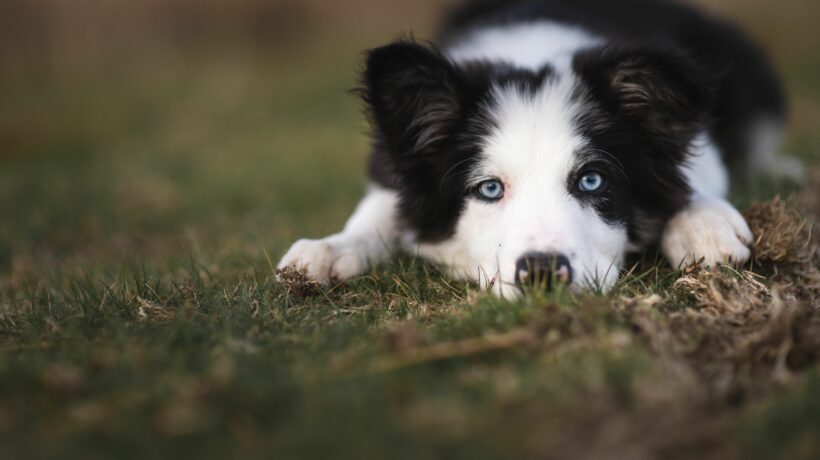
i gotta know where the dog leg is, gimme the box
[661,194,753,267]
[277,186,400,284]
[747,118,805,182]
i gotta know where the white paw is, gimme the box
[276,236,368,285]
[661,197,753,267]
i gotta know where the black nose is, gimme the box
[514,252,573,290]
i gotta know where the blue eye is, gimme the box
[579,172,605,193]
[476,179,504,201]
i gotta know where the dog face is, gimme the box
[456,77,631,295]
[362,41,712,296]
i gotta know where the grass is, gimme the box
[1,2,819,458]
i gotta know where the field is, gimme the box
[1,1,819,458]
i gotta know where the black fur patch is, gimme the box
[440,0,785,171]
[570,44,716,244]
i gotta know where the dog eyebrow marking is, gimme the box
[577,148,630,183]
[439,157,479,193]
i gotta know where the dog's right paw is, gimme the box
[661,197,753,268]
[276,237,368,285]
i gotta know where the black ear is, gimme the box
[574,45,715,151]
[361,41,462,155]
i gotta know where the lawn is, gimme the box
[1,1,819,459]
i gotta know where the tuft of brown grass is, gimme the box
[620,191,820,407]
[614,236,820,403]
[744,197,813,264]
[673,265,771,312]
[618,269,818,405]
[275,266,323,299]
[136,296,176,323]
[674,268,808,380]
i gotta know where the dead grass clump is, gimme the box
[731,298,820,385]
[797,170,820,238]
[672,266,771,315]
[791,264,820,305]
[275,266,322,299]
[136,296,176,323]
[622,264,820,400]
[744,197,813,264]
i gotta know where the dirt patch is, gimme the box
[275,266,323,299]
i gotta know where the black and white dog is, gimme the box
[278,0,803,297]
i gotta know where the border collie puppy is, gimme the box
[278,0,802,297]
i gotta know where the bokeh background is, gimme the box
[1,0,818,282]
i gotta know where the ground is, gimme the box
[0,1,819,459]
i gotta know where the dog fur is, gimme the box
[277,0,801,297]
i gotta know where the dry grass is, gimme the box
[275,266,323,299]
[623,196,819,401]
[745,197,813,264]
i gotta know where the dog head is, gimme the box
[361,40,713,296]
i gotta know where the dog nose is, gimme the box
[514,252,573,290]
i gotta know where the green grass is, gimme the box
[1,18,819,460]
[0,257,660,459]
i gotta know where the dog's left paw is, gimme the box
[276,236,369,285]
[661,197,753,267]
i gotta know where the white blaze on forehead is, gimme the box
[445,21,603,71]
[474,76,587,188]
[456,75,627,295]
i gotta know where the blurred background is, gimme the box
[1,0,818,281]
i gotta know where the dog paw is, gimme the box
[276,236,368,285]
[661,197,753,267]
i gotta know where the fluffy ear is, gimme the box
[574,45,715,151]
[361,41,462,155]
